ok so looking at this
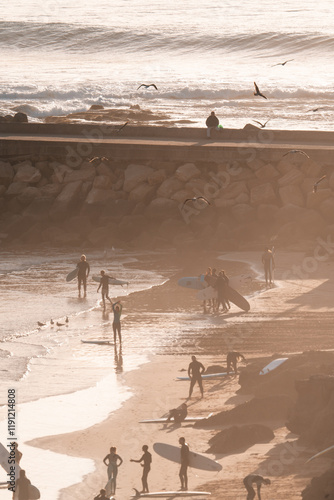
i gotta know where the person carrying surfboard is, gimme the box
[243,474,271,500]
[130,445,152,493]
[97,270,114,309]
[261,247,275,287]
[103,446,123,495]
[188,356,205,398]
[77,254,90,297]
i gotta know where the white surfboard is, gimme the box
[259,357,288,375]
[133,488,211,497]
[307,444,334,463]
[153,443,222,472]
[66,268,78,282]
[81,340,114,345]
[140,413,213,424]
[177,372,232,381]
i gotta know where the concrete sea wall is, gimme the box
[1,124,334,251]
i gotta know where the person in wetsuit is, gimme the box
[227,351,246,375]
[215,270,229,312]
[179,437,190,491]
[167,403,188,423]
[15,470,32,500]
[94,489,110,500]
[130,445,152,494]
[243,474,271,500]
[77,254,90,297]
[97,270,114,309]
[261,247,275,286]
[111,301,123,344]
[103,446,123,495]
[188,355,205,398]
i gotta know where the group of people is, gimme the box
[203,267,230,313]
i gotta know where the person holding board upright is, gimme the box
[77,254,90,297]
[178,437,190,491]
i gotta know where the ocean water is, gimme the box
[0,0,334,130]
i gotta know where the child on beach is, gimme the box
[111,301,123,344]
[130,444,152,494]
[103,446,123,495]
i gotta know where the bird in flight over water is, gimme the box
[137,84,158,90]
[253,82,267,99]
[271,59,294,67]
[182,197,211,210]
[117,122,128,133]
[306,107,325,113]
[252,119,270,128]
[313,175,326,193]
[282,150,310,159]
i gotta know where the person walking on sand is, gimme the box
[227,351,246,375]
[179,437,190,491]
[188,355,205,398]
[111,300,123,344]
[130,445,152,493]
[206,111,219,138]
[243,474,271,500]
[77,254,90,297]
[97,270,114,309]
[94,489,110,500]
[262,247,275,286]
[103,446,123,495]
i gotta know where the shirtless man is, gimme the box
[130,445,152,493]
[77,254,90,297]
[179,437,190,491]
[243,474,271,500]
[188,355,205,398]
[166,403,188,423]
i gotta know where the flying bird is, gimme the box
[37,321,46,327]
[88,156,109,163]
[282,150,310,159]
[137,84,158,90]
[253,82,267,100]
[116,121,128,133]
[306,107,325,113]
[252,119,270,128]
[182,197,211,210]
[56,322,64,327]
[271,59,294,67]
[313,175,326,193]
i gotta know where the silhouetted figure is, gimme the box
[227,351,246,375]
[103,446,123,495]
[167,403,188,423]
[15,470,31,500]
[243,474,271,500]
[94,489,110,500]
[188,355,205,398]
[111,301,123,344]
[261,247,275,286]
[179,437,189,491]
[206,111,219,138]
[77,254,90,297]
[130,445,152,493]
[215,270,230,312]
[97,270,114,309]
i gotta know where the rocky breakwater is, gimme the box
[1,150,334,249]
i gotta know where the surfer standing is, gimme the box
[97,270,114,309]
[130,444,152,493]
[261,247,275,286]
[111,301,123,344]
[103,446,123,495]
[188,355,205,398]
[227,351,246,375]
[243,474,271,500]
[178,437,190,491]
[77,254,90,297]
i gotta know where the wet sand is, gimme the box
[2,249,334,499]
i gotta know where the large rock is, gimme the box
[319,197,334,223]
[0,161,14,186]
[254,163,279,180]
[218,181,248,201]
[250,182,278,206]
[123,164,154,192]
[85,187,115,205]
[146,197,179,220]
[50,181,83,221]
[279,184,305,207]
[147,169,167,186]
[157,177,184,198]
[51,162,72,183]
[13,112,28,123]
[104,199,136,217]
[128,183,156,203]
[171,189,192,204]
[93,175,113,190]
[175,163,200,182]
[277,168,304,187]
[40,183,63,199]
[306,188,332,209]
[64,165,96,184]
[14,164,41,184]
[5,182,27,197]
[17,187,41,207]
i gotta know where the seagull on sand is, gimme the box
[253,82,267,100]
[182,197,211,210]
[50,319,54,326]
[283,150,310,159]
[56,322,64,327]
[37,321,46,327]
[137,84,158,90]
[252,119,270,128]
[313,175,326,193]
[65,316,69,323]
[271,59,294,67]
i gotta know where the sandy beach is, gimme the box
[1,249,333,500]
